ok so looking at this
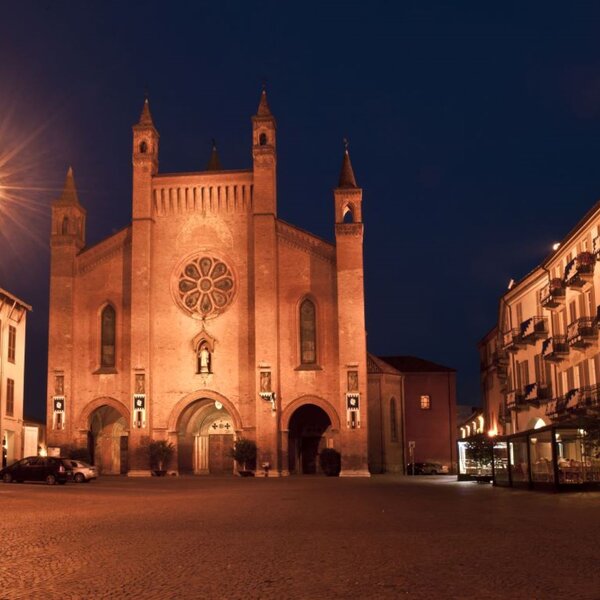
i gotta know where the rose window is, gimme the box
[175,256,235,318]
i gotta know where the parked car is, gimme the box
[66,460,98,483]
[0,456,73,485]
[407,462,449,475]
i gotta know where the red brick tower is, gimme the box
[129,99,159,473]
[47,168,86,443]
[251,89,280,473]
[334,144,370,476]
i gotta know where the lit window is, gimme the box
[7,325,16,363]
[300,299,316,365]
[420,395,431,410]
[101,305,116,368]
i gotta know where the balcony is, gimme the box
[522,382,551,408]
[521,316,548,344]
[491,350,509,376]
[506,389,526,412]
[564,252,595,290]
[502,329,525,353]
[545,395,567,420]
[539,279,566,311]
[567,317,597,349]
[542,336,569,362]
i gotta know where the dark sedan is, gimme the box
[0,456,73,485]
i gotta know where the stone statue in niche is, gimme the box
[347,371,358,392]
[135,374,145,394]
[198,344,211,374]
[55,375,64,396]
[260,371,271,393]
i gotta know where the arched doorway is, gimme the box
[288,404,332,474]
[177,399,235,475]
[88,405,129,475]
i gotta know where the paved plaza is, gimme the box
[1,475,599,599]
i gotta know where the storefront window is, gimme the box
[529,430,554,483]
[555,429,587,484]
[493,441,509,485]
[509,437,529,483]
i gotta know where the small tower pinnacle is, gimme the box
[338,139,358,188]
[138,97,154,126]
[256,87,272,117]
[55,166,80,205]
[206,138,222,171]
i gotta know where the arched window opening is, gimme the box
[139,140,148,154]
[61,216,69,235]
[342,205,354,223]
[390,398,398,442]
[100,305,116,368]
[259,132,267,146]
[300,299,317,365]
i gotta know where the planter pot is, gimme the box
[153,470,167,477]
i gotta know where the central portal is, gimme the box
[177,399,235,475]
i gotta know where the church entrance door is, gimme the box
[288,404,332,475]
[88,404,128,475]
[178,398,235,475]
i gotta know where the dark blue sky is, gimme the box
[3,2,600,420]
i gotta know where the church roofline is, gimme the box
[276,219,335,250]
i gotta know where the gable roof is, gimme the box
[367,353,401,375]
[378,355,455,373]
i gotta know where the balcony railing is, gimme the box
[506,389,526,412]
[564,252,595,289]
[522,382,551,407]
[545,396,566,420]
[522,316,548,343]
[539,279,566,310]
[491,349,509,376]
[542,335,569,362]
[502,329,525,353]
[567,317,597,349]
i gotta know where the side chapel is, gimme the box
[46,90,372,476]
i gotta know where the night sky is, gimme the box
[3,2,600,421]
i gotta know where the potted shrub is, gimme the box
[229,438,257,477]
[319,448,341,476]
[149,440,175,476]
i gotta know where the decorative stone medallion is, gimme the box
[172,254,235,319]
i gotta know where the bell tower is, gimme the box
[47,167,86,444]
[252,88,277,215]
[129,98,159,474]
[334,143,370,476]
[251,88,281,473]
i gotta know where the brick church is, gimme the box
[46,90,377,476]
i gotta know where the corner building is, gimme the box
[46,92,370,476]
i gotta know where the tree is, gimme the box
[148,440,175,474]
[229,438,257,473]
[465,434,493,467]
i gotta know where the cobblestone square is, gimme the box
[1,476,599,599]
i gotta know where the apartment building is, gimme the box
[478,202,600,490]
[0,287,31,467]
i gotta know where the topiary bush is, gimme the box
[319,448,341,476]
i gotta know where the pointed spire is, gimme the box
[56,166,80,205]
[138,97,154,126]
[206,138,222,171]
[338,139,358,188]
[256,86,272,117]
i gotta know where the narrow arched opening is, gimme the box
[288,404,332,474]
[259,132,267,146]
[342,205,354,223]
[139,140,148,154]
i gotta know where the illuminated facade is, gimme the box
[46,91,372,476]
[479,202,600,489]
[0,287,30,467]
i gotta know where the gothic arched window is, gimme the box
[61,216,69,235]
[390,397,398,442]
[139,140,148,154]
[300,299,317,365]
[101,305,116,368]
[259,132,267,146]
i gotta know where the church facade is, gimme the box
[46,91,371,476]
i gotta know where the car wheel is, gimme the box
[74,473,85,483]
[2,473,12,483]
[46,474,57,485]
